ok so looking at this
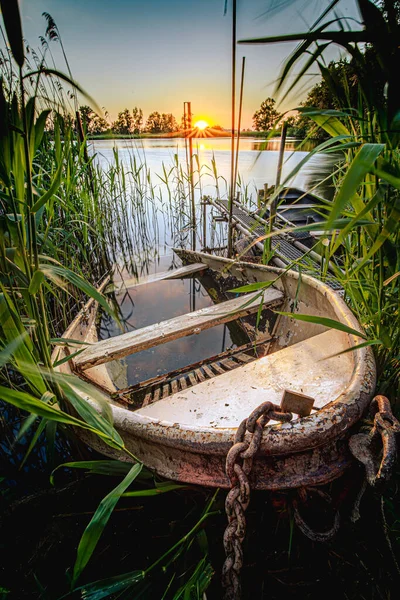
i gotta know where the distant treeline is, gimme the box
[80,106,226,136]
[81,61,358,139]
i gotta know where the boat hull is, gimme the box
[59,252,376,490]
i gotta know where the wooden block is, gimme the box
[142,391,152,407]
[202,365,215,379]
[280,389,314,417]
[188,372,198,387]
[236,353,253,363]
[195,368,206,382]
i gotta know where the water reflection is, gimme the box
[101,276,236,387]
[92,136,338,278]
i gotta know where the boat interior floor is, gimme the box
[133,328,354,428]
[112,340,271,410]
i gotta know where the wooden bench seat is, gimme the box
[111,262,208,293]
[74,287,284,371]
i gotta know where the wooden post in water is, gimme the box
[183,102,189,176]
[234,56,246,206]
[227,0,237,258]
[186,101,196,251]
[183,102,196,250]
[202,196,207,249]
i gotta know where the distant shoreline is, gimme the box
[88,130,283,141]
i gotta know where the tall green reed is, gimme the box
[240,0,400,401]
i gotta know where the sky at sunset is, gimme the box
[15,0,361,129]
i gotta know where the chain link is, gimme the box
[222,401,292,600]
[349,395,400,487]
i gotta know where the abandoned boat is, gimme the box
[54,250,377,490]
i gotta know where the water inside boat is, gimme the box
[99,258,249,389]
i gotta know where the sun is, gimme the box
[194,120,209,130]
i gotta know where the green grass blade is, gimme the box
[28,269,45,295]
[328,143,385,227]
[323,339,383,360]
[40,264,116,319]
[0,0,25,67]
[0,385,128,453]
[351,197,400,274]
[23,68,101,114]
[273,311,367,339]
[122,482,187,497]
[41,370,124,448]
[72,463,143,586]
[31,157,64,213]
[80,570,145,600]
[228,281,273,293]
[52,347,86,367]
[51,460,133,484]
[0,289,47,395]
[19,417,48,469]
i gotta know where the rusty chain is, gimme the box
[292,486,341,542]
[222,401,293,600]
[349,395,400,488]
[222,394,399,598]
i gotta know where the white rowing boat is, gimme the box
[55,250,376,490]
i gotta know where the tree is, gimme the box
[252,98,279,131]
[145,111,163,133]
[79,105,94,133]
[145,112,178,133]
[132,106,143,134]
[78,106,109,135]
[90,114,109,134]
[160,113,178,133]
[112,109,133,134]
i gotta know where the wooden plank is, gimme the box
[220,358,238,370]
[179,377,187,390]
[162,384,170,399]
[75,288,283,371]
[171,379,179,394]
[152,387,161,403]
[142,391,152,407]
[163,263,207,280]
[195,368,206,382]
[112,263,207,292]
[202,365,215,379]
[211,362,225,375]
[236,353,253,363]
[188,372,198,387]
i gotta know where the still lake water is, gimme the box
[93,137,335,387]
